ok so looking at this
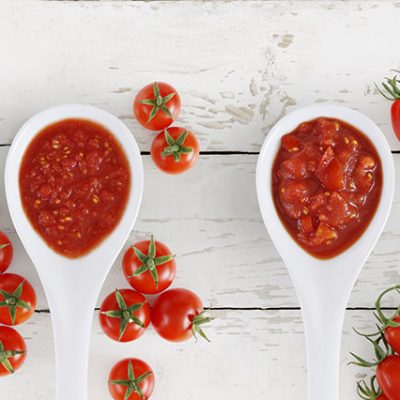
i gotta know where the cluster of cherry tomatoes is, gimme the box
[0,231,37,377]
[352,286,400,400]
[100,236,212,400]
[133,81,200,175]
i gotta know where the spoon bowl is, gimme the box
[256,104,395,400]
[5,104,144,400]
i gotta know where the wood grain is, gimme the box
[1,2,400,399]
[0,1,399,151]
[1,148,399,310]
[0,309,390,399]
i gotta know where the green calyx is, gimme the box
[0,339,24,374]
[350,285,400,368]
[357,376,382,400]
[0,281,31,325]
[161,129,193,162]
[374,285,400,328]
[109,360,152,400]
[130,235,175,288]
[100,290,145,341]
[375,71,400,101]
[192,311,214,343]
[350,328,394,368]
[0,243,10,251]
[140,82,176,123]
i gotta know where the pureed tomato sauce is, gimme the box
[19,119,131,258]
[272,117,382,259]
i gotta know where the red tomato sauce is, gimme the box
[19,119,131,258]
[272,117,382,259]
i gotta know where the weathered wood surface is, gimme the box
[1,1,400,399]
[1,310,392,399]
[1,148,399,310]
[0,1,400,151]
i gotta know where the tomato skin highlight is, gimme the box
[134,82,181,131]
[0,232,13,273]
[151,127,199,175]
[123,240,176,295]
[0,326,26,376]
[152,288,204,342]
[376,355,400,400]
[0,273,36,326]
[99,289,150,342]
[108,358,154,400]
[391,100,400,142]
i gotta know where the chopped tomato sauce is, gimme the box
[272,117,382,259]
[19,119,131,258]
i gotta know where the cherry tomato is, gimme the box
[376,74,400,141]
[392,100,400,141]
[0,326,26,376]
[0,273,36,326]
[385,315,400,355]
[99,289,150,342]
[152,288,212,342]
[123,236,176,295]
[134,82,181,131]
[108,358,154,400]
[151,127,199,175]
[0,232,13,273]
[376,355,400,400]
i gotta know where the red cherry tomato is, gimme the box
[123,236,176,295]
[108,358,154,400]
[134,82,181,131]
[392,100,400,141]
[151,127,199,175]
[152,288,212,342]
[99,289,150,342]
[0,326,26,376]
[385,315,400,355]
[377,75,400,141]
[0,232,13,273]
[376,355,400,400]
[0,273,36,326]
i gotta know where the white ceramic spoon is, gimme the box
[256,104,395,400]
[5,104,144,400]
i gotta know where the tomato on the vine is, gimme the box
[384,315,400,355]
[123,236,176,295]
[134,82,181,131]
[151,127,199,174]
[99,289,150,342]
[108,358,154,400]
[376,355,400,400]
[152,288,212,342]
[0,326,26,376]
[0,232,13,274]
[376,73,400,142]
[0,273,36,326]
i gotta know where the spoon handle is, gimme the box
[47,283,96,400]
[301,291,347,400]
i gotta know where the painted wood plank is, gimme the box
[0,309,391,399]
[1,147,399,309]
[0,1,400,151]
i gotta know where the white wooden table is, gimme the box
[1,1,400,399]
